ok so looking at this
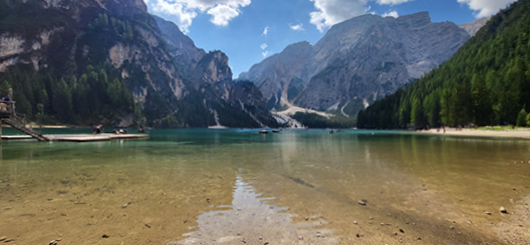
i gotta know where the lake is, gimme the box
[0,129,529,244]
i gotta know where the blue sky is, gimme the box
[144,0,517,78]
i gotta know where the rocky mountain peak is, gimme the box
[396,11,431,26]
[459,16,492,36]
[153,15,277,128]
[193,50,233,85]
[241,11,472,116]
[283,41,313,55]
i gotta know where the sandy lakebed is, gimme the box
[0,129,529,244]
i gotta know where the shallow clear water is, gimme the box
[1,129,529,244]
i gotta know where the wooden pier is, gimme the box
[0,89,148,143]
[0,89,50,143]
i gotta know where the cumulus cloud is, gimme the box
[260,43,268,50]
[262,26,269,36]
[207,4,240,26]
[458,0,516,18]
[309,0,412,32]
[382,10,399,18]
[145,0,251,33]
[262,51,269,57]
[289,23,305,31]
[376,0,411,5]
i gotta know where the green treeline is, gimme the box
[357,0,530,129]
[0,62,136,126]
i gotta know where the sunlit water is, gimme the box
[0,129,529,244]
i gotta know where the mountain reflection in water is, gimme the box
[176,174,338,244]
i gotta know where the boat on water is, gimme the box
[272,129,280,133]
[259,130,269,134]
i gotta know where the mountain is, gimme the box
[239,41,313,109]
[154,16,278,128]
[459,16,492,36]
[357,0,530,129]
[240,12,475,118]
[0,0,277,128]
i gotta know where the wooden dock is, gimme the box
[1,133,149,142]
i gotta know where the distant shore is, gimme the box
[419,128,530,140]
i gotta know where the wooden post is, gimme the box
[8,88,13,116]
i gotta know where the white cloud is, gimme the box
[458,0,516,18]
[207,4,240,26]
[260,43,268,50]
[262,51,269,57]
[262,26,269,36]
[145,0,251,33]
[289,23,305,31]
[150,1,197,33]
[382,10,399,18]
[376,0,411,5]
[309,0,413,32]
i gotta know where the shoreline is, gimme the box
[417,128,530,140]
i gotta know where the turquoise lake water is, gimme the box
[0,129,529,244]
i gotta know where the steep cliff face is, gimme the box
[155,15,278,127]
[240,12,475,116]
[0,0,277,127]
[239,42,312,109]
[0,0,190,124]
[154,16,206,81]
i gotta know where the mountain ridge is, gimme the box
[0,0,277,128]
[240,12,483,119]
